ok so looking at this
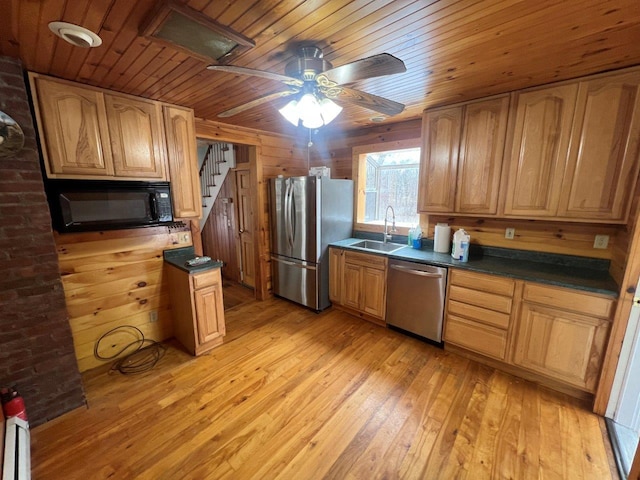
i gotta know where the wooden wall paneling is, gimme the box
[594,185,640,414]
[609,178,640,285]
[55,227,190,372]
[311,119,423,179]
[0,0,20,58]
[426,215,620,259]
[202,172,240,282]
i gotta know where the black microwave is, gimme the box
[46,180,174,233]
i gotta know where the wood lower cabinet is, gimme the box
[445,269,515,360]
[329,248,388,324]
[328,247,343,303]
[512,283,614,392]
[163,105,203,219]
[167,265,226,356]
[444,268,615,396]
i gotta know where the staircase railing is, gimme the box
[199,143,228,206]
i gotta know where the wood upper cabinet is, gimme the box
[558,70,640,221]
[418,106,462,212]
[31,75,114,177]
[104,94,166,179]
[163,105,203,219]
[503,84,578,217]
[455,96,510,214]
[419,96,509,215]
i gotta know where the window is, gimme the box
[353,140,421,231]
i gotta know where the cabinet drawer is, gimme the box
[523,283,614,319]
[192,269,220,289]
[450,269,515,296]
[448,284,513,314]
[448,299,510,329]
[344,251,387,269]
[445,315,508,360]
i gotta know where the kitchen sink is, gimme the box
[350,240,406,253]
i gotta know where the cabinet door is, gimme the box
[418,107,462,212]
[163,106,202,219]
[194,283,226,346]
[503,84,578,217]
[105,94,166,179]
[329,248,343,304]
[342,262,362,310]
[361,267,386,319]
[33,77,113,176]
[558,71,640,221]
[513,302,610,391]
[456,96,509,214]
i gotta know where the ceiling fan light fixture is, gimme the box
[278,93,342,128]
[279,100,300,127]
[319,98,343,124]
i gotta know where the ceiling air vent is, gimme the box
[140,1,255,64]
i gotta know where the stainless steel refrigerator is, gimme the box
[269,176,353,311]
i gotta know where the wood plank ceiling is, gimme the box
[2,0,640,135]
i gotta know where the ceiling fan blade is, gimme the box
[332,86,405,116]
[207,65,304,87]
[217,90,300,118]
[322,53,406,85]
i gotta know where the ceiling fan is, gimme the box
[207,46,407,128]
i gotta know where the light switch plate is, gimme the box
[505,228,515,240]
[594,234,609,249]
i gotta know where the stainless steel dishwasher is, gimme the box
[386,259,447,343]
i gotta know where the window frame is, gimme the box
[352,138,423,236]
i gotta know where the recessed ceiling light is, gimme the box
[371,116,386,123]
[49,22,102,48]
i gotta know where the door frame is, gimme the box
[194,121,268,300]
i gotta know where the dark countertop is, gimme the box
[163,247,223,273]
[330,238,619,297]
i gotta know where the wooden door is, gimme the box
[513,302,610,391]
[456,96,509,214]
[163,105,202,219]
[329,248,343,304]
[558,71,640,221]
[194,282,226,347]
[503,84,578,217]
[105,94,166,179]
[361,267,386,319]
[32,76,113,177]
[418,106,462,212]
[235,169,255,288]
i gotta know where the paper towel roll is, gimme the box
[434,223,451,253]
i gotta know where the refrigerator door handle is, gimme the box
[284,180,293,250]
[290,183,297,247]
[271,256,317,270]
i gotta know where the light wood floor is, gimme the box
[31,297,617,479]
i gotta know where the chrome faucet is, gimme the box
[383,205,397,243]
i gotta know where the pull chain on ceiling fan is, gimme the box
[207,46,407,128]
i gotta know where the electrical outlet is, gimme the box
[149,310,158,323]
[594,234,609,249]
[505,228,515,240]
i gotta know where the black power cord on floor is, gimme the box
[94,325,167,375]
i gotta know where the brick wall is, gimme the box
[0,56,85,426]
